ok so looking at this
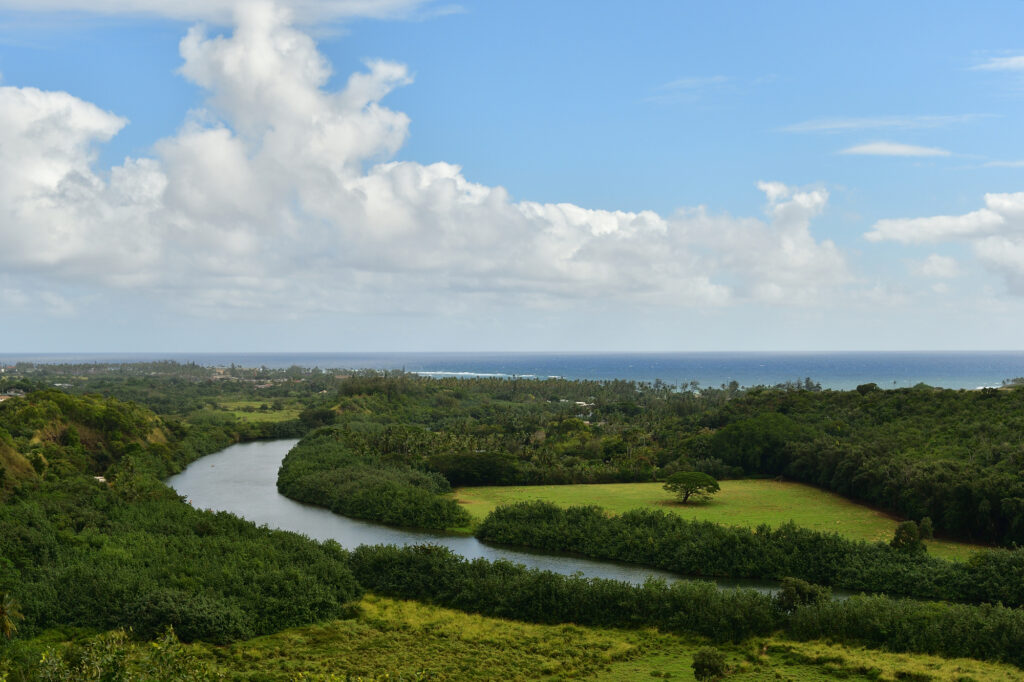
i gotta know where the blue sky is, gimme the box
[1,1,1023,352]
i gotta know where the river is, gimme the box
[166,439,783,592]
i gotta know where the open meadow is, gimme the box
[455,479,984,561]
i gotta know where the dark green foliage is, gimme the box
[299,407,337,429]
[0,480,362,642]
[277,426,472,530]
[709,413,810,474]
[891,521,925,554]
[127,588,251,644]
[6,365,1024,671]
[706,386,1024,544]
[788,595,1024,666]
[349,544,1024,667]
[349,544,779,643]
[689,457,744,481]
[0,592,23,640]
[475,502,1024,607]
[773,578,831,614]
[7,363,1024,545]
[0,393,363,645]
[692,647,728,680]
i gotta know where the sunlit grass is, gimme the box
[191,595,643,680]
[23,596,1023,680]
[184,596,1023,681]
[216,399,302,423]
[455,479,985,561]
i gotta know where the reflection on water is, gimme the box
[166,439,780,592]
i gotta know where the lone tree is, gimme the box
[890,520,926,554]
[663,471,720,504]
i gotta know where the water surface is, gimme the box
[166,439,781,592]
[11,350,1024,390]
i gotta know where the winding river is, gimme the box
[166,439,783,592]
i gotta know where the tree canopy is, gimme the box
[663,471,720,504]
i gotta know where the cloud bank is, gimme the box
[868,192,1024,293]
[0,2,850,318]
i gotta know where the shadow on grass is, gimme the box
[656,498,720,509]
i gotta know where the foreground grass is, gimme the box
[191,596,1024,681]
[18,596,1023,680]
[455,480,983,561]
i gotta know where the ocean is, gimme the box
[3,351,1024,391]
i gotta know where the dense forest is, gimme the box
[277,425,471,529]
[266,371,1024,545]
[3,362,1024,678]
[0,392,361,647]
[5,363,1024,547]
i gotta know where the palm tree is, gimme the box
[0,592,24,639]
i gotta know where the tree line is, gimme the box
[277,372,1024,545]
[475,501,1024,608]
[350,544,1024,667]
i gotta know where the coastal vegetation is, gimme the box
[9,362,1024,546]
[3,362,1024,679]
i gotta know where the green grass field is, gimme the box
[216,399,302,423]
[455,479,985,561]
[185,596,1024,680]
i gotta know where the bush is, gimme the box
[127,589,251,644]
[773,577,830,613]
[692,647,727,680]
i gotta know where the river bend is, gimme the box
[167,439,779,592]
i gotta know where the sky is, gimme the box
[1,0,1024,352]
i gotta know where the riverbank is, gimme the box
[166,439,782,592]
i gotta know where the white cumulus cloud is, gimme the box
[868,192,1024,294]
[0,3,851,317]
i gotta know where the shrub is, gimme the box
[692,647,728,680]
